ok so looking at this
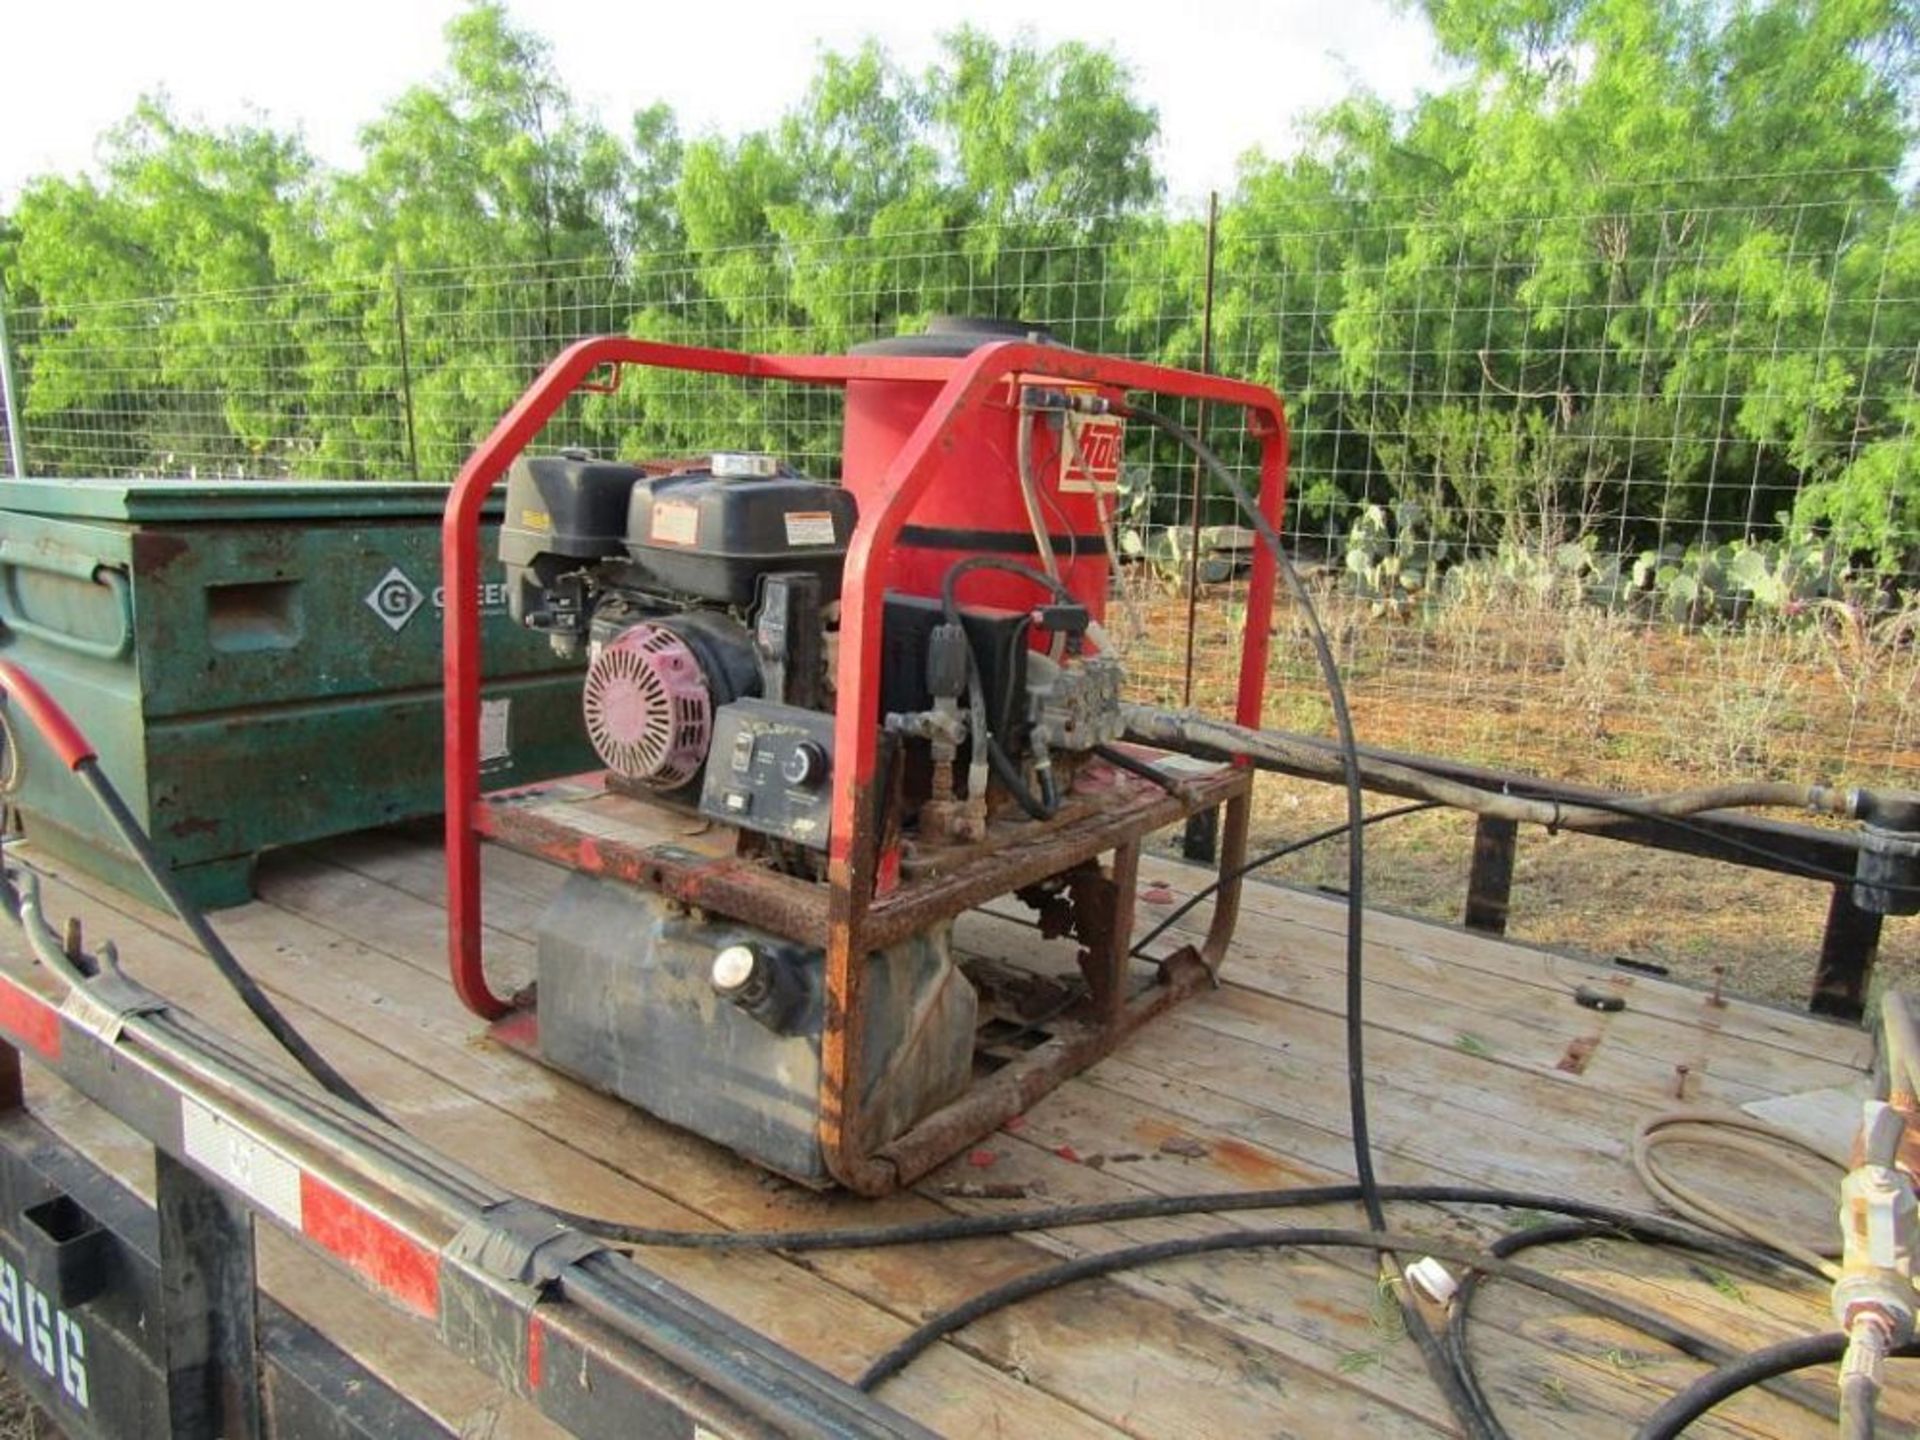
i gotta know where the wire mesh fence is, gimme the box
[1,183,1914,789]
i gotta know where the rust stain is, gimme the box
[1293,1294,1366,1327]
[1128,1116,1305,1186]
[1131,1116,1182,1148]
[1557,1034,1600,1074]
[134,533,192,574]
[1212,1137,1312,1185]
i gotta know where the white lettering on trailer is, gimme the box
[0,1257,20,1344]
[0,1255,88,1410]
[56,1312,87,1408]
[25,1288,52,1375]
[181,1097,303,1228]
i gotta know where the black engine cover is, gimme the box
[624,464,857,608]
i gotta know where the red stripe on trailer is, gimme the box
[299,1173,440,1318]
[0,974,61,1059]
[527,1312,545,1391]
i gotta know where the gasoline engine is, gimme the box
[480,320,1221,1187]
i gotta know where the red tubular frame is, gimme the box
[442,338,1287,1181]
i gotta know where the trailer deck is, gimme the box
[7,823,1911,1438]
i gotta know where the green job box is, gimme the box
[0,479,591,908]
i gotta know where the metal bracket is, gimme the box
[60,967,166,1043]
[445,1197,606,1293]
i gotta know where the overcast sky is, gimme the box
[1,0,1448,210]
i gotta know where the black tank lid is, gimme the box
[850,315,1066,359]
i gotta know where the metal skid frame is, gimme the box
[443,337,1288,1194]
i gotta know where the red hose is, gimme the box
[0,659,96,771]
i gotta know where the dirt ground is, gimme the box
[1111,573,1919,1011]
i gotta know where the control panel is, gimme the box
[698,698,836,849]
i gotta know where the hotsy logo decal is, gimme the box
[365,567,426,632]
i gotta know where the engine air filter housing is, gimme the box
[583,623,712,788]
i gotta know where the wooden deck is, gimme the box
[11,825,1913,1438]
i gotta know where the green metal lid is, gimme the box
[0,478,505,523]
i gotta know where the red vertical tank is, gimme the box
[840,318,1124,624]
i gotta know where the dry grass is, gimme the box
[0,1369,56,1440]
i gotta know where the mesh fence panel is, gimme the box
[1,189,1913,787]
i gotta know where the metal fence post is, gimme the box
[1181,194,1223,866]
[394,264,422,482]
[1179,191,1220,708]
[0,289,26,478]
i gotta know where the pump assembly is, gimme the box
[443,320,1287,1193]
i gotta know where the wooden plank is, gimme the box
[1135,852,1875,1068]
[17,865,1131,1440]
[31,854,1507,1440]
[303,840,1889,1436]
[954,910,1833,1208]
[154,844,1753,1437]
[1119,879,1874,1092]
[1012,1070,1914,1437]
[307,840,1866,1436]
[19,828,1910,1437]
[958,1085,1846,1439]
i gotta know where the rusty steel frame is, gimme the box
[442,337,1288,1194]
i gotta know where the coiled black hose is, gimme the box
[1633,1332,1920,1439]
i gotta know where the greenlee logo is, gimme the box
[365,564,511,633]
[365,566,426,632]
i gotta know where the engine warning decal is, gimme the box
[651,500,700,546]
[783,511,837,546]
[1058,412,1124,494]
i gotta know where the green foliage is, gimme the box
[6,98,320,472]
[1344,501,1452,614]
[0,0,1913,594]
[1218,0,1917,567]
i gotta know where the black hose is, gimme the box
[1129,801,1439,958]
[986,736,1056,820]
[1118,401,1491,1434]
[74,759,380,1115]
[1090,742,1179,794]
[850,1223,1795,1396]
[1842,1369,1879,1440]
[1634,1332,1920,1439]
[550,1180,1819,1262]
[1448,1219,1837,1437]
[939,556,1077,626]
